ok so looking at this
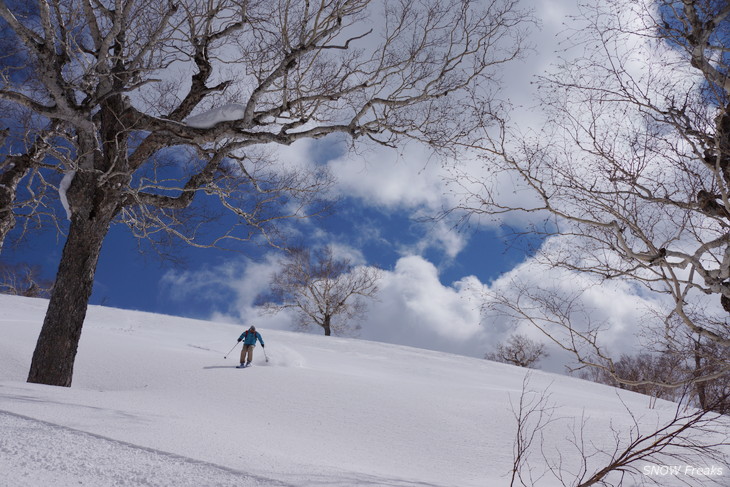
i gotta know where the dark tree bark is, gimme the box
[27,211,111,385]
[0,157,29,248]
[323,314,332,337]
[694,339,708,411]
[27,166,123,385]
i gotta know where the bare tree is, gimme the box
[487,332,549,368]
[508,377,730,487]
[431,2,730,482]
[262,246,381,336]
[483,278,730,416]
[579,351,686,405]
[690,336,730,414]
[0,121,63,249]
[0,0,532,386]
[564,400,729,487]
[0,261,53,298]
[508,373,557,487]
[450,0,730,401]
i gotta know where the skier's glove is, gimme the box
[261,344,265,348]
[237,338,242,342]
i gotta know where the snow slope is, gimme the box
[0,295,727,486]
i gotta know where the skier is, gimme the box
[237,326,264,368]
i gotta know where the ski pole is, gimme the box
[263,346,269,363]
[224,342,239,359]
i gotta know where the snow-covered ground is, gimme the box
[0,294,727,486]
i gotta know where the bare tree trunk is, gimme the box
[323,314,332,336]
[0,128,13,249]
[694,338,708,410]
[27,179,118,387]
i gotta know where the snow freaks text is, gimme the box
[643,464,724,478]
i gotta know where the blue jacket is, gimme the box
[239,329,264,347]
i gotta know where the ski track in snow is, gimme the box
[0,408,442,487]
[0,411,280,487]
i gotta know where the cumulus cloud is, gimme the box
[327,143,447,211]
[160,254,287,328]
[357,255,487,354]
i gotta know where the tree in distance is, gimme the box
[486,333,549,369]
[261,246,381,336]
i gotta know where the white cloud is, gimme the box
[327,143,447,211]
[328,242,367,266]
[359,255,486,349]
[315,0,582,258]
[161,254,283,326]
